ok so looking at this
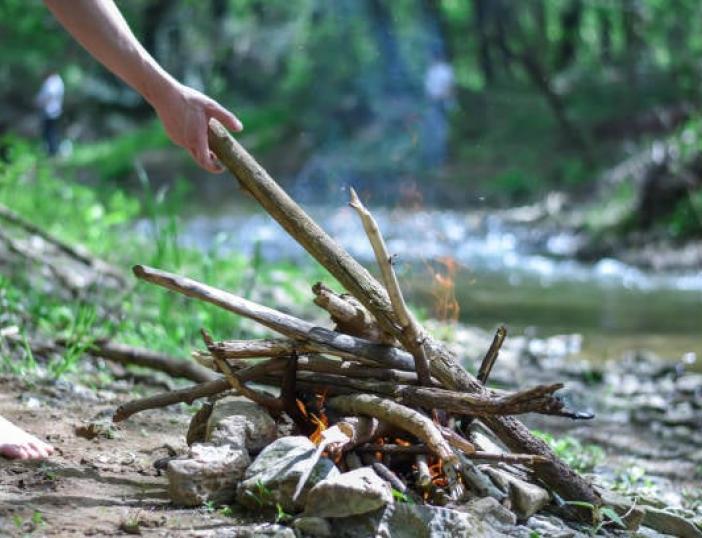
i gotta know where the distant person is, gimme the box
[422,52,455,170]
[1,0,243,461]
[35,70,64,155]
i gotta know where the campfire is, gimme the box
[112,119,604,524]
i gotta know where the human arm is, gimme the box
[43,0,242,172]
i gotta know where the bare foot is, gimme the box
[0,415,54,460]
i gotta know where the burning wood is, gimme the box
[113,119,603,521]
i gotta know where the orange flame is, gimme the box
[429,257,460,322]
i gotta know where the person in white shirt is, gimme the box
[1,0,243,461]
[422,53,455,170]
[36,70,65,155]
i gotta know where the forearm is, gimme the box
[43,0,176,105]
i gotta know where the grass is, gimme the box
[0,137,328,383]
[530,430,605,473]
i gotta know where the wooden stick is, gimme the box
[207,119,602,513]
[91,340,218,383]
[415,454,432,488]
[208,118,401,337]
[281,355,316,436]
[112,379,230,422]
[133,265,414,371]
[312,282,395,344]
[203,330,283,413]
[254,370,577,418]
[478,325,507,385]
[327,394,458,471]
[348,188,432,386]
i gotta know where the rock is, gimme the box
[483,468,549,519]
[206,396,277,452]
[457,497,517,531]
[676,374,702,394]
[332,503,512,538]
[237,436,339,513]
[293,516,332,537]
[304,467,393,518]
[186,524,296,537]
[598,488,645,531]
[526,514,587,538]
[643,506,702,538]
[167,443,250,507]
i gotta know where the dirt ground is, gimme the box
[0,375,264,537]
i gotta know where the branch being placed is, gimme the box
[348,188,432,387]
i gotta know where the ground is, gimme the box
[0,376,263,537]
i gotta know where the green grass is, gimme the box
[531,430,605,473]
[0,138,328,382]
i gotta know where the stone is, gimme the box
[526,514,587,538]
[643,506,702,538]
[598,488,645,531]
[293,516,332,537]
[332,503,512,538]
[457,497,517,530]
[483,468,550,519]
[304,467,393,518]
[237,436,339,513]
[186,524,296,537]
[206,396,278,452]
[675,374,702,394]
[167,443,250,507]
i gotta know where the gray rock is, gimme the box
[238,436,339,513]
[526,514,587,538]
[206,396,278,452]
[167,443,250,507]
[676,374,702,394]
[643,506,702,538]
[304,467,393,518]
[483,468,550,519]
[457,497,517,530]
[332,503,512,537]
[293,516,332,537]
[185,524,296,537]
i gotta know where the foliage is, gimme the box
[5,1,702,206]
[531,430,605,473]
[0,140,327,381]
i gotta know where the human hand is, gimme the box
[151,82,243,173]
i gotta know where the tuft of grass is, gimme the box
[531,430,605,473]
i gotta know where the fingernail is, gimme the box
[235,120,244,131]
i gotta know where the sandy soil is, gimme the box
[0,376,262,537]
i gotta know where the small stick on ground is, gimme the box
[478,325,507,385]
[348,188,432,387]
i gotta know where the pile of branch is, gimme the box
[113,119,602,520]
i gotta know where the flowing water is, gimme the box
[160,199,702,368]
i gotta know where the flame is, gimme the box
[428,457,448,487]
[429,257,460,322]
[308,412,329,446]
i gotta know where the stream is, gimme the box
[148,199,702,369]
